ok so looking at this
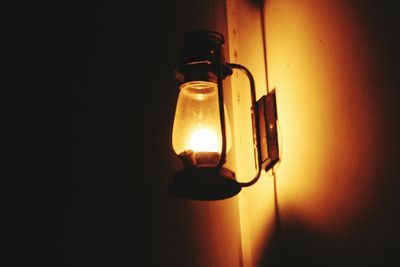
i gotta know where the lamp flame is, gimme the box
[189,128,219,152]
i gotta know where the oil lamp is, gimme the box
[169,29,279,200]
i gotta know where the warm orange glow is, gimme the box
[226,0,382,266]
[265,0,379,234]
[226,1,271,266]
[172,81,232,157]
[172,81,223,155]
[189,128,219,152]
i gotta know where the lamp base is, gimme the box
[168,167,241,200]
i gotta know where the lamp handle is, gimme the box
[227,63,263,187]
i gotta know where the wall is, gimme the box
[225,1,277,266]
[168,2,400,265]
[230,0,400,266]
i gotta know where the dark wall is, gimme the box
[7,0,189,266]
[6,0,238,266]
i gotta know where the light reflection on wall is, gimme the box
[265,0,379,239]
[226,1,277,266]
[228,0,382,265]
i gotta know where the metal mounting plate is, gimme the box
[256,90,280,171]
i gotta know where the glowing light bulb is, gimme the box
[189,128,219,152]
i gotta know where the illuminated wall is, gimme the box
[225,1,276,266]
[266,0,382,230]
[227,0,398,266]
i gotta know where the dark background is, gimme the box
[3,0,400,266]
[5,1,184,265]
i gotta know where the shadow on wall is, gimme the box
[260,217,360,267]
[260,176,363,267]
[259,173,400,267]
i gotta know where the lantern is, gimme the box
[169,29,279,200]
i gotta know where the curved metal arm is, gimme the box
[227,63,263,187]
[216,49,227,169]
